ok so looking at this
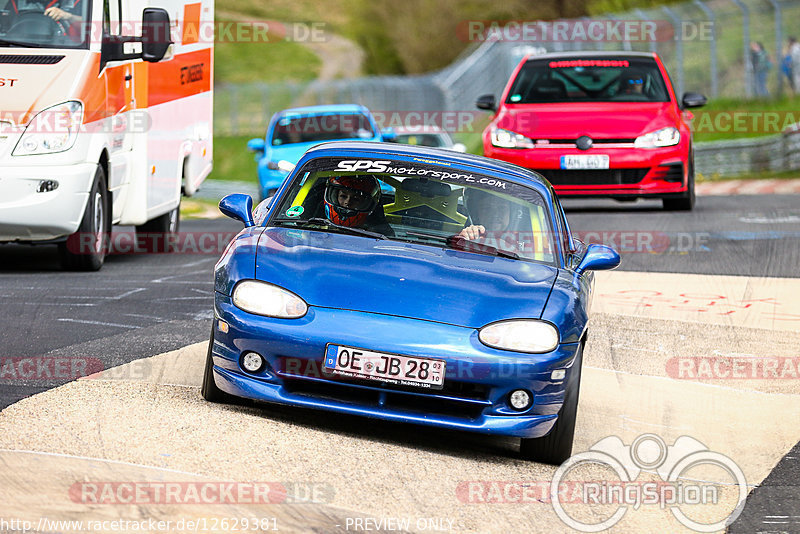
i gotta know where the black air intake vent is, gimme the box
[0,55,65,64]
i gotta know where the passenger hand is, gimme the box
[458,225,486,240]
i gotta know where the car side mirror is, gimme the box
[681,92,707,109]
[381,127,396,141]
[574,244,620,275]
[141,8,172,62]
[247,138,266,153]
[476,94,496,112]
[219,194,254,227]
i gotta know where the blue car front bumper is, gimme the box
[212,293,581,439]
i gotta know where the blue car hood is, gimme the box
[255,228,557,328]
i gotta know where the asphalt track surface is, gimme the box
[0,193,798,533]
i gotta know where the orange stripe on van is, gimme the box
[147,48,211,107]
[76,53,106,124]
[182,3,202,45]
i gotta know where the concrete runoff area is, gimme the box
[1,272,799,532]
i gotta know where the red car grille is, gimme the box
[535,138,635,145]
[539,168,650,185]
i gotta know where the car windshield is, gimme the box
[269,156,558,265]
[394,133,448,147]
[271,113,376,146]
[0,0,90,47]
[506,57,670,104]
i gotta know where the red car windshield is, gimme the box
[505,57,670,104]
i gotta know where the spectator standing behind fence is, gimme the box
[750,42,771,97]
[791,37,800,97]
[782,39,796,94]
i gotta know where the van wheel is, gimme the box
[135,203,180,253]
[520,341,584,465]
[59,165,109,271]
[201,325,237,403]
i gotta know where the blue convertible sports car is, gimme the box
[205,142,620,464]
[247,104,393,201]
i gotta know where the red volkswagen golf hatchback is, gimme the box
[478,52,706,210]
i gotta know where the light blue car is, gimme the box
[247,104,393,200]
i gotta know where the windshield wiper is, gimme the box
[445,235,520,260]
[0,37,46,47]
[275,217,388,240]
[399,230,520,259]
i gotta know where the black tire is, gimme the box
[201,325,237,403]
[520,341,584,465]
[135,203,180,253]
[59,165,110,271]
[663,156,695,211]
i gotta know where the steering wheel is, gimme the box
[6,9,69,40]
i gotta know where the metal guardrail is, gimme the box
[695,125,800,178]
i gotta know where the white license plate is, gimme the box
[560,154,610,170]
[324,344,446,390]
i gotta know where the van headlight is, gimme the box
[634,127,680,148]
[12,101,84,156]
[232,280,308,318]
[479,320,559,353]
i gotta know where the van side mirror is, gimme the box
[100,8,171,65]
[141,8,172,62]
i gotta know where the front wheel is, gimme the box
[201,325,237,403]
[663,157,695,211]
[520,341,584,465]
[135,203,180,253]
[59,165,110,271]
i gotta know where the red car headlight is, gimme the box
[490,127,535,149]
[634,127,680,148]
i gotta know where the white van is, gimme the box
[0,0,213,269]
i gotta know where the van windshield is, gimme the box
[0,0,90,48]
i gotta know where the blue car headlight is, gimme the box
[479,320,559,353]
[232,280,308,318]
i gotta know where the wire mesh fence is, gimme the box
[215,0,799,136]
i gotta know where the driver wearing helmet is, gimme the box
[323,175,393,235]
[619,70,646,95]
[458,188,512,240]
